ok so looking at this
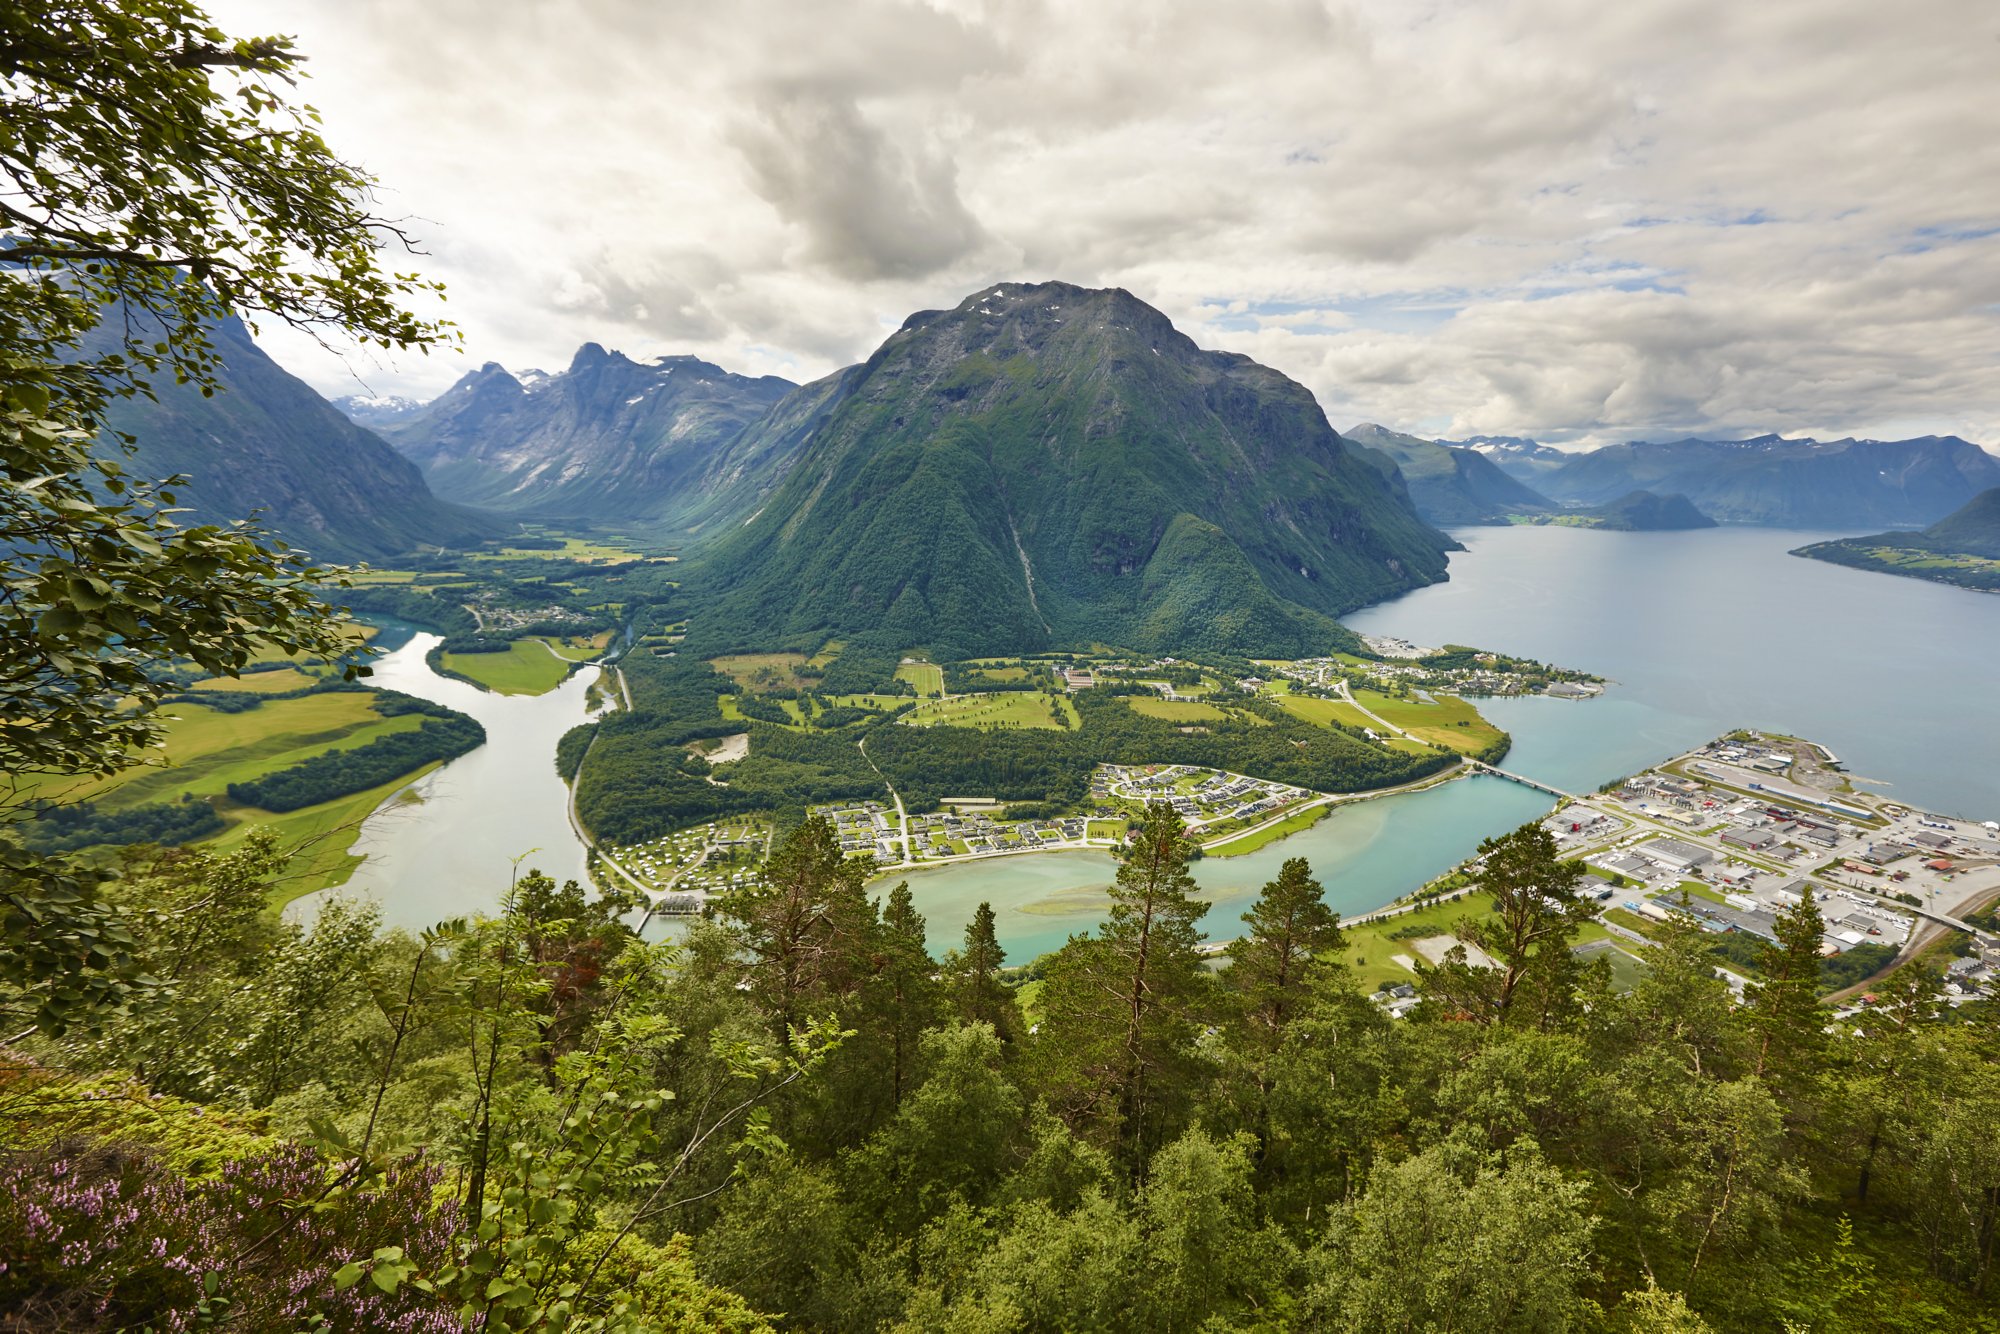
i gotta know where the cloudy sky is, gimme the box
[214,0,2000,446]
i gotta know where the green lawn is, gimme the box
[1352,689,1506,754]
[895,661,945,697]
[1203,803,1329,856]
[1127,697,1226,723]
[709,653,814,693]
[1274,693,1373,731]
[904,691,1072,730]
[189,667,322,694]
[1337,893,1497,992]
[442,639,574,695]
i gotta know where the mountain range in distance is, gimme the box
[1792,487,2000,594]
[1458,430,2000,530]
[90,274,2000,653]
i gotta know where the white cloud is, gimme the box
[214,0,2000,444]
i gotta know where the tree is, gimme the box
[945,901,1021,1045]
[0,0,449,783]
[870,881,941,1110]
[1307,1144,1598,1332]
[1031,801,1212,1169]
[1226,856,1341,1051]
[1422,823,1592,1026]
[1740,888,1828,1090]
[1,0,450,1037]
[720,816,878,1053]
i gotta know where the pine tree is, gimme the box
[1033,802,1212,1170]
[874,882,940,1109]
[949,901,1022,1045]
[1426,822,1592,1026]
[1741,887,1828,1089]
[720,815,877,1052]
[1227,856,1341,1051]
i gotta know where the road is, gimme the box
[1335,680,1416,742]
[858,735,913,863]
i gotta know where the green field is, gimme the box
[467,536,662,563]
[1351,689,1506,754]
[1127,697,1227,723]
[895,661,945,697]
[709,653,814,692]
[189,667,322,694]
[20,692,446,907]
[1273,693,1372,731]
[441,639,575,695]
[904,691,1073,730]
[1203,802,1329,856]
[1337,892,1498,992]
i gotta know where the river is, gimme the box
[286,631,604,932]
[316,526,2000,958]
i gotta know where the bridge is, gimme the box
[1467,761,1576,802]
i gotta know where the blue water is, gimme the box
[1348,525,2000,818]
[883,524,2000,957]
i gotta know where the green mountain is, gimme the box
[1577,490,1716,530]
[95,316,506,562]
[1527,433,2000,527]
[1792,487,2000,592]
[377,348,797,522]
[1344,423,1555,524]
[687,282,1457,659]
[1920,486,2000,557]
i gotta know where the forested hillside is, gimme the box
[9,811,1998,1331]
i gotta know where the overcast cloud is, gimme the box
[212,0,2000,446]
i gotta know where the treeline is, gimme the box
[13,816,1998,1331]
[337,583,481,637]
[226,695,485,812]
[19,796,223,854]
[868,688,1451,811]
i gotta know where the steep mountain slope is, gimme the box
[1533,434,2000,527]
[383,348,797,520]
[689,282,1457,659]
[1345,423,1555,524]
[1916,486,2000,558]
[94,316,506,562]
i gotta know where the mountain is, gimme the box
[688,282,1457,659]
[94,316,507,562]
[381,348,797,521]
[1920,486,2000,557]
[1576,490,1717,531]
[1792,487,2000,592]
[332,392,426,430]
[1528,434,2000,528]
[1344,423,1556,524]
[1439,434,1574,485]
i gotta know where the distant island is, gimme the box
[1509,489,1718,532]
[1792,487,2000,592]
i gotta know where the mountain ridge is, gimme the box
[684,281,1458,659]
[92,315,507,562]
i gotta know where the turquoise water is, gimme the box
[887,775,1551,961]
